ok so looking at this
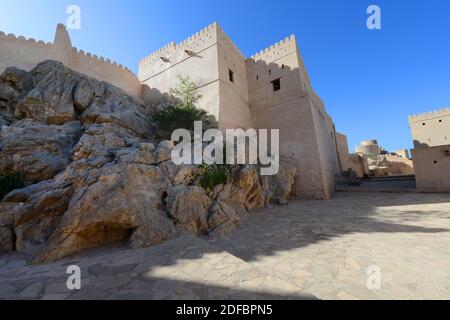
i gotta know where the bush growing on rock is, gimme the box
[199,165,232,191]
[0,172,24,200]
[152,76,216,140]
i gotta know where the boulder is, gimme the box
[0,67,33,125]
[80,82,152,138]
[1,67,34,95]
[0,120,82,183]
[33,163,177,263]
[263,157,297,205]
[0,227,14,253]
[165,186,211,236]
[159,161,200,185]
[153,140,174,164]
[207,201,241,237]
[71,123,142,161]
[15,61,81,124]
[213,165,265,215]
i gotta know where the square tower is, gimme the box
[246,36,341,199]
[138,23,252,129]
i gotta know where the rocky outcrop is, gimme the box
[33,163,177,263]
[0,121,82,183]
[165,186,212,236]
[0,67,34,127]
[0,60,297,263]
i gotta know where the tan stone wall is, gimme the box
[310,93,340,198]
[409,108,450,148]
[355,140,380,155]
[371,154,414,177]
[394,149,410,159]
[139,23,220,119]
[336,132,350,172]
[246,36,339,199]
[139,23,251,129]
[216,27,252,129]
[139,23,252,129]
[348,154,370,178]
[0,24,142,97]
[412,145,450,192]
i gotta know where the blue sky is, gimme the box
[1,0,449,151]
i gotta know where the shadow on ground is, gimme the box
[0,192,449,299]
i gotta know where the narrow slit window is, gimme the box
[272,78,281,91]
[229,69,234,83]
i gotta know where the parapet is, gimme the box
[360,140,379,146]
[139,22,221,81]
[0,30,53,48]
[409,108,450,123]
[215,24,245,62]
[0,24,141,96]
[248,35,297,63]
[71,46,135,75]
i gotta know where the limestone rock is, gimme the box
[214,165,265,215]
[153,140,174,164]
[165,186,212,236]
[0,202,16,227]
[16,61,81,124]
[0,227,14,253]
[1,67,34,95]
[33,163,177,263]
[207,201,241,237]
[0,59,299,263]
[0,120,82,183]
[0,67,34,126]
[264,157,297,204]
[80,83,151,138]
[159,161,200,185]
[71,123,141,161]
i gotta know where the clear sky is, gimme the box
[0,0,449,152]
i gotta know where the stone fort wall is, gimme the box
[139,22,252,129]
[0,24,142,97]
[409,108,450,148]
[246,35,340,199]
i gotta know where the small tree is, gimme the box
[152,76,216,140]
[169,76,202,107]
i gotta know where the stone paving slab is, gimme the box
[210,192,450,300]
[1,192,449,300]
[0,233,313,300]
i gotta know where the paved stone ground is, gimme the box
[1,192,449,300]
[211,192,450,300]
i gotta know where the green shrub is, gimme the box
[153,104,213,140]
[200,165,232,190]
[152,76,216,140]
[0,172,24,200]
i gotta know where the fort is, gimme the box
[0,24,141,97]
[409,108,450,191]
[0,22,348,199]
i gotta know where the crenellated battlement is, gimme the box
[215,24,245,61]
[138,22,221,80]
[0,30,53,48]
[71,47,134,75]
[138,22,250,81]
[248,35,297,63]
[409,108,450,122]
[0,24,141,96]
